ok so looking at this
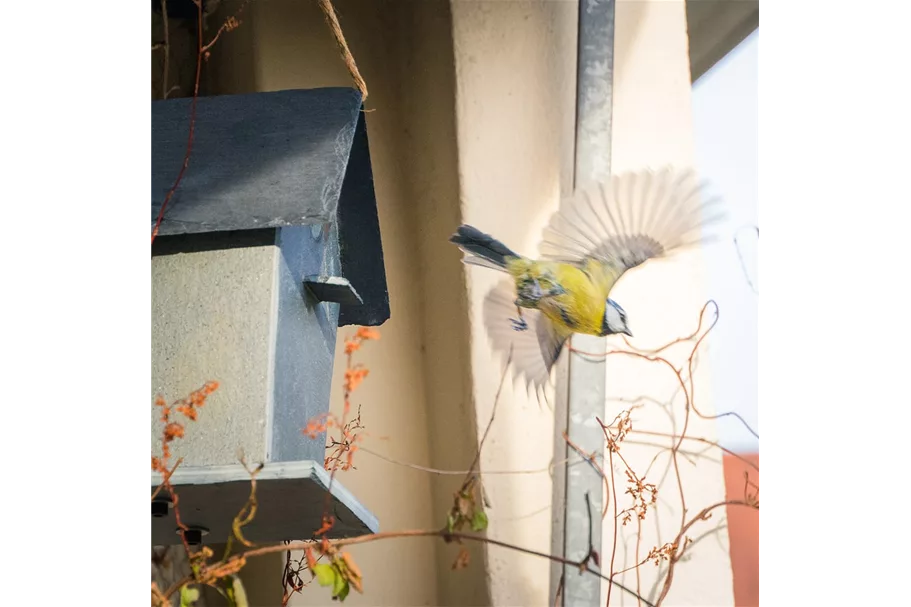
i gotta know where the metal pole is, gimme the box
[556,1,615,605]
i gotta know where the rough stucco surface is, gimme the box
[151,243,276,467]
[600,1,735,605]
[204,1,444,605]
[450,1,736,606]
[451,2,579,606]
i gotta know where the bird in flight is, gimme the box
[450,166,725,401]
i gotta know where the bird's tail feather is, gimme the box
[463,255,510,272]
[450,225,520,272]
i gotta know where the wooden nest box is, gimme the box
[151,87,388,546]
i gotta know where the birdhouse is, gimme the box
[151,87,388,546]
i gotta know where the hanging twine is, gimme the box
[317,0,368,103]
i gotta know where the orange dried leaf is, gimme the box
[452,547,471,571]
[305,546,318,571]
[164,422,185,441]
[340,552,362,580]
[344,368,370,392]
[314,516,335,537]
[176,405,198,421]
[303,418,329,439]
[355,327,380,341]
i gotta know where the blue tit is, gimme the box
[450,166,725,395]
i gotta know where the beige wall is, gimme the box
[391,2,491,603]
[453,0,734,605]
[187,0,734,605]
[601,1,734,604]
[449,1,578,606]
[206,0,472,605]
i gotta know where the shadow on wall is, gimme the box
[723,453,759,607]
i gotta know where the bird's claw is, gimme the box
[510,317,529,332]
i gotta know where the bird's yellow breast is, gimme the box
[505,258,610,336]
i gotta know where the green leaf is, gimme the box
[447,513,457,533]
[313,563,337,587]
[228,575,249,607]
[179,586,200,607]
[332,573,350,601]
[336,579,350,601]
[471,511,488,532]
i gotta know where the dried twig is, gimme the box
[165,529,654,606]
[578,492,603,581]
[566,300,759,605]
[358,445,581,476]
[455,345,512,516]
[654,500,756,606]
[201,0,251,55]
[151,0,252,243]
[150,457,183,502]
[606,447,619,607]
[161,0,170,100]
[563,432,611,519]
[609,301,759,440]
[734,225,759,295]
[627,429,759,471]
[228,456,265,552]
[150,0,204,243]
[151,305,758,606]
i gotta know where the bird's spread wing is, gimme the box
[483,279,572,405]
[538,166,726,280]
